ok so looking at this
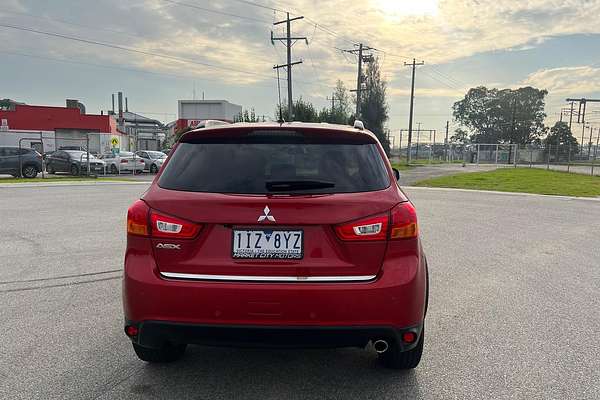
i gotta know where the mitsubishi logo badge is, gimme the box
[258,206,276,222]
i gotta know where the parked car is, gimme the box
[98,151,145,174]
[45,150,105,175]
[135,151,167,173]
[0,146,42,178]
[123,122,429,369]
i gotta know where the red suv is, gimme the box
[123,122,428,369]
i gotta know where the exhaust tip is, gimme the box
[373,339,389,354]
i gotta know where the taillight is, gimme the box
[126,200,201,239]
[390,202,418,240]
[127,200,150,236]
[334,202,418,241]
[150,211,201,239]
[335,213,389,241]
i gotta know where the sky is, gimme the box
[2,0,600,146]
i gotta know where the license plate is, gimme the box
[232,229,303,259]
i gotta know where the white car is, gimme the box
[135,151,167,173]
[98,151,145,174]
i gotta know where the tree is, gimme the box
[544,121,579,160]
[328,80,351,124]
[358,58,390,155]
[452,86,548,144]
[450,128,470,144]
[234,108,262,122]
[278,97,319,122]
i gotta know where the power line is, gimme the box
[420,70,462,91]
[0,23,276,80]
[158,0,271,23]
[0,10,146,40]
[0,50,282,90]
[227,0,284,13]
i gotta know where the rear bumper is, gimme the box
[123,236,428,347]
[127,321,423,350]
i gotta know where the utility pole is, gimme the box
[326,93,339,117]
[272,13,307,121]
[589,125,595,158]
[415,122,422,157]
[568,101,574,129]
[342,44,374,119]
[399,126,435,162]
[566,98,600,147]
[404,58,425,164]
[445,120,450,162]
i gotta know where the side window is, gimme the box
[5,148,19,156]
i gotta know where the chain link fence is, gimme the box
[390,142,600,176]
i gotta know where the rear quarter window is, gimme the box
[158,131,390,194]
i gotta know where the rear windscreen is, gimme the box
[158,137,390,194]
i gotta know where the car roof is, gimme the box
[181,122,378,142]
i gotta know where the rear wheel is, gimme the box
[150,163,158,173]
[46,164,55,174]
[70,164,79,176]
[132,342,187,363]
[378,328,424,370]
[22,165,38,179]
[110,164,119,175]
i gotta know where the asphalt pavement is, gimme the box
[1,183,599,399]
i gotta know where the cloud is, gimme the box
[3,0,600,112]
[523,66,600,94]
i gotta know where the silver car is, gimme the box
[98,151,145,174]
[135,151,167,173]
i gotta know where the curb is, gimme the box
[404,186,600,202]
[0,181,151,188]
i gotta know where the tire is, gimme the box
[46,164,55,174]
[378,327,424,370]
[150,164,158,174]
[22,165,38,179]
[70,164,80,176]
[110,164,119,175]
[132,342,187,363]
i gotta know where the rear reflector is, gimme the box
[125,325,139,337]
[402,331,417,344]
[120,159,128,163]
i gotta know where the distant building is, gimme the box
[175,100,242,131]
[109,110,165,151]
[0,99,121,154]
[106,92,166,151]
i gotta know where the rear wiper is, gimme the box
[266,180,335,192]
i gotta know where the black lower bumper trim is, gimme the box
[129,321,423,351]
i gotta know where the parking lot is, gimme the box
[1,183,599,399]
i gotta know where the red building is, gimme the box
[0,100,121,153]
